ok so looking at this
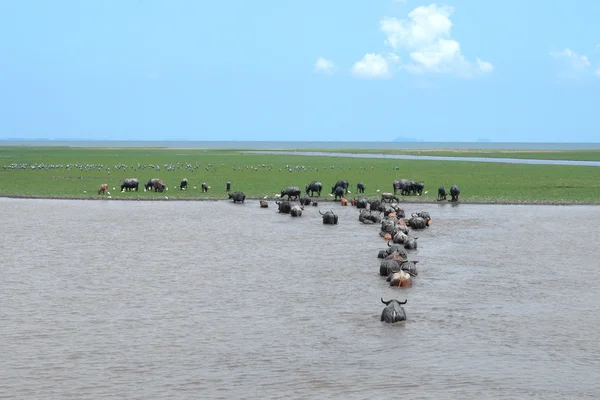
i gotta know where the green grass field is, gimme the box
[1,146,599,204]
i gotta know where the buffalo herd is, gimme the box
[101,177,456,323]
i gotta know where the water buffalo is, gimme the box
[226,181,231,192]
[228,191,246,203]
[450,185,460,202]
[281,186,301,201]
[299,195,312,206]
[305,181,322,197]
[333,180,349,194]
[121,178,139,192]
[276,200,292,214]
[381,193,399,203]
[153,179,166,192]
[145,178,158,191]
[369,200,382,212]
[319,210,338,225]
[359,209,381,224]
[98,184,108,195]
[437,186,447,201]
[356,181,365,194]
[407,215,428,230]
[393,179,410,195]
[331,186,345,201]
[380,298,408,323]
[340,198,348,206]
[380,259,405,276]
[355,197,368,209]
[290,204,304,217]
[312,201,318,207]
[202,183,209,193]
[414,181,425,196]
[259,200,268,208]
[180,178,188,190]
[387,270,413,287]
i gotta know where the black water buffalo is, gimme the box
[359,209,380,224]
[121,178,139,192]
[276,200,292,214]
[259,200,268,208]
[290,204,304,217]
[356,181,365,194]
[281,186,301,201]
[381,298,407,323]
[153,179,166,192]
[437,186,447,201]
[333,180,349,194]
[450,185,460,202]
[413,181,425,196]
[305,181,322,197]
[201,183,209,192]
[355,197,368,209]
[319,210,338,225]
[381,193,400,203]
[228,191,246,203]
[226,181,231,192]
[369,199,382,212]
[299,195,312,206]
[180,178,188,190]
[393,179,410,195]
[331,186,345,201]
[145,178,158,191]
[407,215,428,229]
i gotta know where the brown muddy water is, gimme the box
[1,198,599,399]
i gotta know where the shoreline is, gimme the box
[1,194,598,206]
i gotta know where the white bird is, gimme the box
[424,191,428,194]
[275,194,281,197]
[328,193,333,197]
[107,192,111,195]
[113,187,116,190]
[376,189,380,192]
[83,190,86,193]
[144,188,147,192]
[165,196,168,199]
[107,196,112,199]
[263,195,268,199]
[347,190,351,194]
[193,186,197,189]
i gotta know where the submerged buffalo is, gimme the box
[354,197,368,209]
[359,209,381,224]
[380,298,408,323]
[305,181,322,197]
[299,195,312,206]
[290,204,304,217]
[450,185,460,202]
[228,191,246,203]
[276,200,292,214]
[356,181,365,194]
[259,200,268,208]
[319,210,338,225]
[369,200,382,212]
[281,186,301,201]
[437,186,447,201]
[180,178,188,190]
[121,178,139,192]
[387,270,413,288]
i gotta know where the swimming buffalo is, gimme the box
[276,200,292,214]
[281,186,301,201]
[228,191,246,203]
[450,185,460,202]
[356,181,365,194]
[259,200,268,208]
[299,195,312,206]
[359,209,381,224]
[380,298,408,323]
[121,178,139,192]
[305,181,322,197]
[387,270,413,288]
[201,183,209,192]
[354,197,368,209]
[333,180,349,194]
[407,215,428,230]
[319,210,338,225]
[437,186,447,201]
[180,178,188,190]
[369,200,382,212]
[290,204,304,217]
[331,186,345,201]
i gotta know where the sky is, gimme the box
[0,0,599,143]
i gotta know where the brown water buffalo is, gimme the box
[98,184,108,195]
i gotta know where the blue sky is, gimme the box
[1,0,599,142]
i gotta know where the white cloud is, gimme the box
[549,48,591,71]
[314,57,335,74]
[354,4,492,78]
[351,53,390,79]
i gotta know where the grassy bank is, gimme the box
[1,146,599,204]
